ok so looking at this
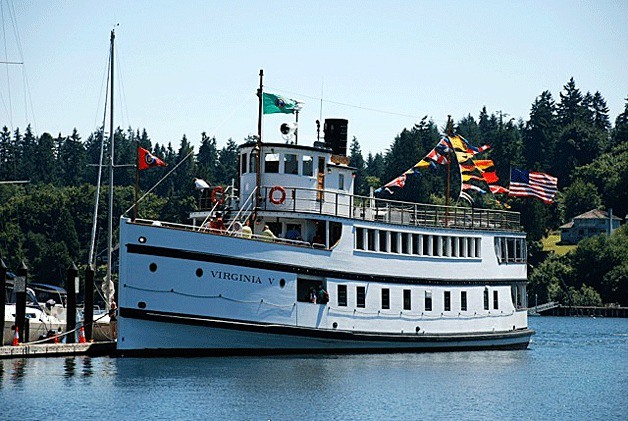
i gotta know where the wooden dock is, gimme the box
[0,341,116,359]
[534,304,628,318]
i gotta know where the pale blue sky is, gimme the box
[1,0,626,155]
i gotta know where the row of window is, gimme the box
[355,227,481,258]
[336,285,499,311]
[241,152,315,176]
[494,237,527,264]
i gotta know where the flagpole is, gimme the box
[445,115,453,225]
[134,140,139,221]
[254,69,264,224]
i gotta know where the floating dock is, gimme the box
[0,341,116,359]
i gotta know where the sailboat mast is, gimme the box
[106,29,115,310]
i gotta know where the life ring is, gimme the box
[211,186,224,205]
[269,185,286,205]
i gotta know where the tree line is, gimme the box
[1,78,626,305]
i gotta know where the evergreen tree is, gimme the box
[57,128,87,186]
[349,137,368,196]
[217,138,239,186]
[196,133,219,185]
[523,91,558,170]
[33,132,58,185]
[611,97,628,146]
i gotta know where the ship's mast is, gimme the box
[254,69,264,223]
[105,29,115,310]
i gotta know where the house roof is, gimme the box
[559,221,574,230]
[573,209,622,221]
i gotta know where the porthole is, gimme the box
[196,268,203,278]
[415,326,421,333]
[149,263,157,272]
[138,236,147,243]
[138,301,146,309]
[279,278,286,288]
[332,322,338,329]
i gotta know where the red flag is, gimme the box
[138,146,167,170]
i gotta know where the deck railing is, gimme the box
[241,186,521,232]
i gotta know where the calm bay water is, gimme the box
[1,316,626,420]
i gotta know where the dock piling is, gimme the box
[66,262,78,343]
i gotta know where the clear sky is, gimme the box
[1,0,626,155]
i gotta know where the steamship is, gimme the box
[117,117,534,355]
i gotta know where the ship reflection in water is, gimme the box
[0,317,625,420]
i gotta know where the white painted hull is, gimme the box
[117,218,533,354]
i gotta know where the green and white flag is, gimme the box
[262,92,299,114]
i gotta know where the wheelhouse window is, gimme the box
[403,289,411,310]
[302,155,313,176]
[425,290,432,311]
[339,173,345,190]
[240,153,248,174]
[381,288,390,310]
[337,285,347,307]
[284,153,298,175]
[264,153,279,173]
[249,152,258,173]
[356,286,366,308]
[355,227,365,250]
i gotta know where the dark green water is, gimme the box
[1,317,626,420]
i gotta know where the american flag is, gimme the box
[509,168,558,204]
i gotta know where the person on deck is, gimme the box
[241,220,253,239]
[209,212,226,234]
[109,300,118,340]
[318,285,329,304]
[261,225,276,242]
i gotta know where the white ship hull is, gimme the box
[117,216,533,355]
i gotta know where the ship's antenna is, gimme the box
[319,77,324,126]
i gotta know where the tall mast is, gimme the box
[105,29,115,310]
[254,69,264,222]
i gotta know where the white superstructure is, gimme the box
[118,121,533,355]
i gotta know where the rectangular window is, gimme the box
[381,288,390,310]
[379,230,388,252]
[423,235,431,256]
[412,234,421,255]
[284,154,298,174]
[403,289,411,310]
[390,232,399,253]
[339,173,345,190]
[444,291,451,311]
[337,285,347,307]
[461,291,467,311]
[367,229,377,251]
[240,153,248,174]
[355,227,365,250]
[357,286,366,308]
[401,233,409,254]
[303,155,313,176]
[264,153,279,173]
[433,236,440,256]
[249,152,258,173]
[425,290,432,311]
[484,289,489,310]
[493,290,499,310]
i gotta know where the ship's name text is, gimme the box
[210,270,269,284]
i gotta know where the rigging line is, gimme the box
[266,85,424,120]
[92,48,111,131]
[1,1,13,130]
[125,92,256,216]
[6,0,34,132]
[115,41,131,131]
[88,55,112,268]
